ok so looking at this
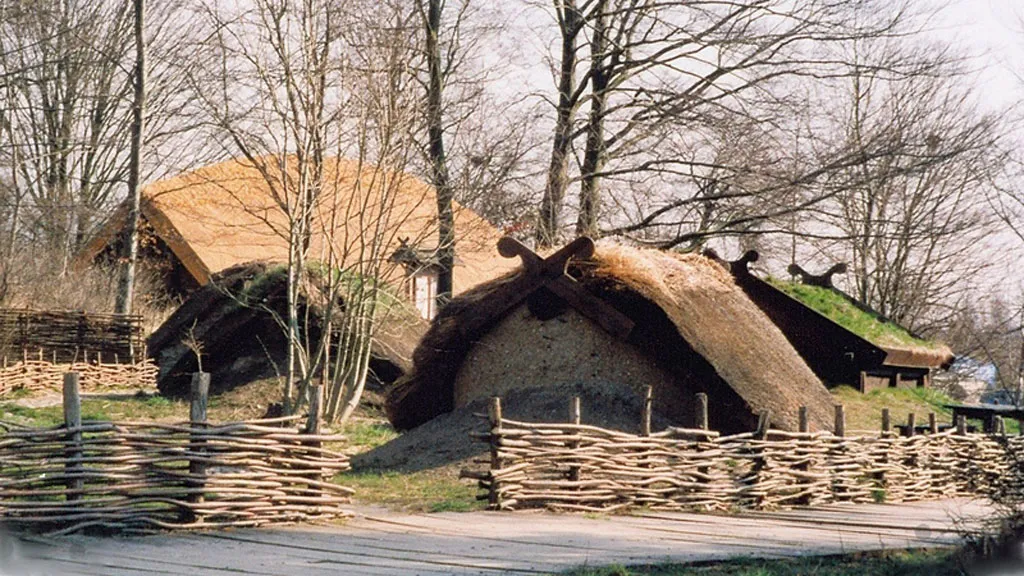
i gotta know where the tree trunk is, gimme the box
[115,0,146,317]
[537,0,582,248]
[576,0,607,238]
[423,0,454,307]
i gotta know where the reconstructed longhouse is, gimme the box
[386,238,838,434]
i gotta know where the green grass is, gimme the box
[0,392,186,428]
[563,548,960,576]
[767,280,940,350]
[338,470,484,513]
[830,385,1020,434]
[831,385,953,432]
[341,419,399,451]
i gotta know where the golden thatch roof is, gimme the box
[81,156,516,294]
[386,244,836,432]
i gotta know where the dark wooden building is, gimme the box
[723,251,953,392]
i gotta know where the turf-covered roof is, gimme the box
[766,279,946,352]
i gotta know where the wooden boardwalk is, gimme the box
[4,499,988,575]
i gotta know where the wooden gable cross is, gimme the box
[457,236,634,340]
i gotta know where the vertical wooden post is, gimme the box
[882,408,891,434]
[928,412,938,434]
[304,384,324,501]
[906,413,916,437]
[985,413,997,434]
[798,406,809,433]
[641,386,652,437]
[995,416,1006,436]
[834,405,845,437]
[755,410,771,440]
[488,397,503,507]
[188,372,210,522]
[305,384,323,435]
[956,415,967,435]
[1018,418,1024,437]
[63,372,83,502]
[569,396,581,483]
[695,393,709,431]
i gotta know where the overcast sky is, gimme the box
[944,0,1022,110]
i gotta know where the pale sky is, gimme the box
[943,0,1022,110]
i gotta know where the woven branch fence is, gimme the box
[465,393,1024,513]
[0,373,351,535]
[0,308,144,362]
[0,353,157,396]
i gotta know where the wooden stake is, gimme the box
[996,416,1005,436]
[755,410,771,440]
[906,413,916,437]
[956,415,967,435]
[305,384,323,435]
[695,393,709,431]
[928,412,938,434]
[798,406,808,433]
[882,408,891,434]
[488,397,503,507]
[641,386,652,437]
[834,405,845,437]
[569,396,581,482]
[63,372,83,502]
[188,372,210,522]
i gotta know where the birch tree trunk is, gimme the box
[115,0,146,317]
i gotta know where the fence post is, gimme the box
[834,405,845,437]
[798,406,808,433]
[956,414,967,435]
[63,372,83,502]
[304,384,324,502]
[488,397,503,507]
[906,413,916,437]
[641,386,652,437]
[569,396,581,482]
[188,372,210,523]
[928,412,938,434]
[882,408,891,434]
[995,416,1006,436]
[695,393,709,431]
[755,410,771,440]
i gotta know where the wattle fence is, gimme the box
[0,373,351,534]
[465,394,1023,513]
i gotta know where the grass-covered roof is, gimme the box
[766,279,944,351]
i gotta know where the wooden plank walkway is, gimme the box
[3,499,988,576]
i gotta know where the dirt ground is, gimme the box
[353,382,671,473]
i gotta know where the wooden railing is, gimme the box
[466,393,1022,513]
[0,373,351,534]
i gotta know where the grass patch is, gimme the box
[831,385,955,432]
[0,392,186,427]
[342,419,399,451]
[564,547,960,576]
[338,469,484,513]
[767,279,940,350]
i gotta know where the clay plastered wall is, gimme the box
[453,305,678,411]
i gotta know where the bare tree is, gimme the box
[114,0,147,315]
[816,62,1007,331]
[191,0,428,421]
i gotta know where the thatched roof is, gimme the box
[385,244,835,432]
[80,156,516,294]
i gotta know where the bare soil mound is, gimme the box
[352,382,671,473]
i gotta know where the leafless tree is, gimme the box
[114,0,147,315]
[190,0,428,421]
[0,0,200,307]
[528,0,981,251]
[812,59,1008,331]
